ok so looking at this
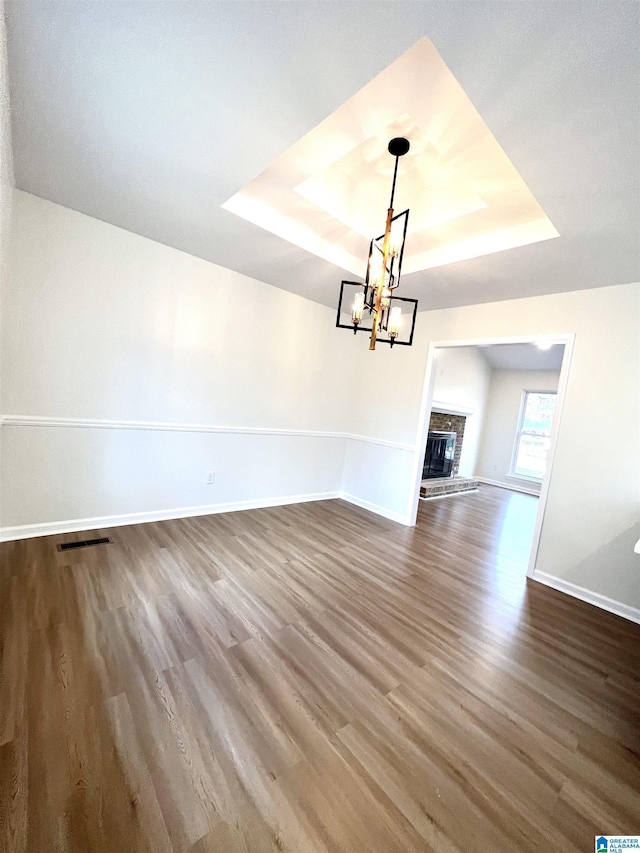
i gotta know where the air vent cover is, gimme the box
[57,537,111,552]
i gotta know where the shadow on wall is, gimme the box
[561,524,640,611]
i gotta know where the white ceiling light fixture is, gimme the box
[536,341,555,350]
[335,137,418,351]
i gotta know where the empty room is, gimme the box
[1,2,639,852]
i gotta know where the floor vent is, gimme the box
[58,537,111,552]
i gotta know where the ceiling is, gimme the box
[223,37,559,278]
[6,1,639,311]
[476,343,565,371]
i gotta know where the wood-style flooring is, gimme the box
[1,485,639,852]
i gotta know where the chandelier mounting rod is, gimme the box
[389,156,400,209]
[387,137,409,207]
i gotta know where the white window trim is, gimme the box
[509,389,557,482]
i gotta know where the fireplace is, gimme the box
[426,412,467,476]
[423,431,456,479]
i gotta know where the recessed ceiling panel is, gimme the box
[294,118,487,238]
[222,37,559,277]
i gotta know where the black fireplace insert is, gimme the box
[423,430,456,479]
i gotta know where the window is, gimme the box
[511,391,557,481]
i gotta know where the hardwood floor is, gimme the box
[1,485,639,852]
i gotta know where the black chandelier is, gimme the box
[336,137,418,350]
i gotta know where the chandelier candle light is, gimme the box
[335,137,419,350]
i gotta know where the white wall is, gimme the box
[343,282,640,612]
[476,368,561,493]
[0,2,12,277]
[0,191,356,533]
[0,3,11,271]
[0,3,14,527]
[2,189,639,619]
[430,346,491,476]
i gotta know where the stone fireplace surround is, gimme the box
[420,409,479,499]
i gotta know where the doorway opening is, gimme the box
[407,335,574,578]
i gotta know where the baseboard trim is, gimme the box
[339,492,411,526]
[475,476,540,497]
[532,571,640,625]
[419,489,479,502]
[0,491,341,542]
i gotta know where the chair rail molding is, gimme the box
[0,414,415,452]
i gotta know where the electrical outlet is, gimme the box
[206,471,215,485]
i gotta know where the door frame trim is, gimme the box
[406,333,575,578]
